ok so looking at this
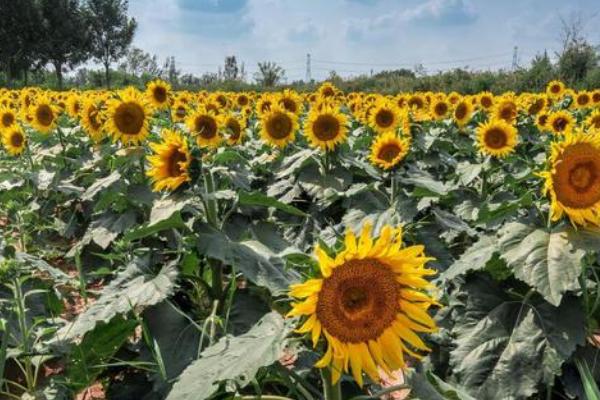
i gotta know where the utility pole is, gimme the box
[512,46,519,70]
[306,53,312,82]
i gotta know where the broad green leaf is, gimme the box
[123,197,190,241]
[440,235,497,281]
[81,170,122,201]
[238,191,307,217]
[166,312,291,400]
[450,275,585,399]
[498,222,583,306]
[53,258,178,342]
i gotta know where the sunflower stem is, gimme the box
[320,368,342,400]
[389,171,397,206]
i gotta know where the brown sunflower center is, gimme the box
[313,114,340,141]
[577,94,590,106]
[553,143,600,208]
[408,97,424,109]
[454,103,468,120]
[538,114,548,127]
[226,118,241,140]
[2,113,14,127]
[194,115,218,139]
[593,93,600,103]
[281,98,297,113]
[591,116,600,129]
[316,259,399,343]
[499,103,516,121]
[168,149,187,177]
[528,99,544,115]
[260,101,272,113]
[378,143,402,162]
[552,117,568,132]
[266,112,293,139]
[322,87,335,97]
[434,102,448,117]
[375,109,394,128]
[10,132,23,147]
[481,96,493,108]
[484,127,508,149]
[175,106,186,119]
[551,84,561,94]
[36,104,54,127]
[237,95,249,106]
[89,109,102,130]
[153,87,168,103]
[114,102,145,135]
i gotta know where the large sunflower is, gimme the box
[547,110,575,136]
[186,107,222,148]
[0,106,17,131]
[540,130,600,226]
[147,129,192,192]
[369,100,402,134]
[288,222,437,386]
[370,133,410,170]
[476,119,518,158]
[259,105,298,148]
[105,87,153,145]
[2,125,26,156]
[30,94,59,134]
[305,105,348,151]
[146,80,171,109]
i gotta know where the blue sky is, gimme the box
[127,0,600,82]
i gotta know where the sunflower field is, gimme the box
[1,80,600,400]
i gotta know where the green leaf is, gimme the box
[166,312,291,400]
[498,222,583,306]
[81,170,122,201]
[440,235,497,281]
[123,197,190,241]
[196,224,300,295]
[407,370,476,400]
[238,191,307,217]
[456,162,483,186]
[450,275,585,399]
[53,258,178,342]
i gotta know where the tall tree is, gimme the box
[118,47,161,77]
[38,0,91,89]
[86,0,137,88]
[223,56,239,80]
[254,62,285,87]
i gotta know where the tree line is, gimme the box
[0,0,136,88]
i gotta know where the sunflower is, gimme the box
[574,91,591,109]
[256,95,274,116]
[369,100,402,134]
[478,92,494,111]
[305,105,348,151]
[288,222,437,386]
[29,95,59,134]
[319,83,337,98]
[586,110,600,132]
[278,89,302,115]
[493,98,518,123]
[105,88,153,145]
[453,99,473,127]
[476,119,518,158]
[223,114,246,145]
[66,93,82,119]
[259,105,298,148]
[536,112,550,133]
[547,110,575,136]
[81,98,106,142]
[0,106,17,131]
[525,95,547,116]
[370,133,410,170]
[186,107,222,148]
[430,98,450,121]
[2,125,26,156]
[546,80,565,99]
[171,100,189,123]
[146,80,171,109]
[592,90,600,106]
[146,129,191,192]
[235,93,251,108]
[540,130,600,226]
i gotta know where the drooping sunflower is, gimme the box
[546,80,566,99]
[370,133,410,170]
[0,106,17,131]
[305,105,348,151]
[29,94,59,134]
[186,107,222,148]
[81,97,106,142]
[105,87,153,145]
[453,100,473,127]
[222,114,246,145]
[259,105,299,148]
[2,125,26,156]
[586,110,600,132]
[540,130,600,226]
[476,119,518,158]
[369,100,402,134]
[288,222,438,386]
[146,129,192,192]
[547,110,575,136]
[430,97,450,121]
[146,80,171,109]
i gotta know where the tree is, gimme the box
[223,56,239,80]
[38,0,91,89]
[0,0,43,85]
[254,62,285,87]
[164,56,180,84]
[556,12,599,85]
[86,0,137,88]
[118,47,161,77]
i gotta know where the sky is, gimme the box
[126,0,600,82]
